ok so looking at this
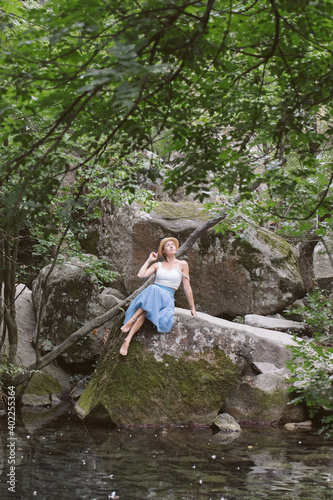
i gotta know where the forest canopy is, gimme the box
[1,0,333,213]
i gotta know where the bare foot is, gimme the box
[120,316,137,333]
[120,338,130,356]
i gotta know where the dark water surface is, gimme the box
[1,403,333,500]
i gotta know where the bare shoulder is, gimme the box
[178,259,189,271]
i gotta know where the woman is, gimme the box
[120,237,197,356]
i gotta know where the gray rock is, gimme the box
[295,420,312,429]
[100,287,125,300]
[284,422,297,431]
[144,308,296,370]
[283,298,309,322]
[191,226,304,318]
[106,202,305,317]
[21,394,51,407]
[313,237,333,291]
[106,201,204,294]
[32,258,112,372]
[70,380,86,400]
[100,287,125,309]
[222,367,307,424]
[51,396,62,406]
[244,314,305,332]
[284,420,312,431]
[213,413,242,432]
[251,362,280,374]
[75,308,298,426]
[13,285,71,395]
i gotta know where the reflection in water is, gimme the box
[0,403,333,499]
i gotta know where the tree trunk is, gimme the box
[3,231,19,365]
[0,234,5,352]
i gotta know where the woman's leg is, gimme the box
[120,311,147,356]
[121,307,145,333]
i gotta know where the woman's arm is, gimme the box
[181,261,197,316]
[137,252,158,278]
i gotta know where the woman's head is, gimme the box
[157,237,179,259]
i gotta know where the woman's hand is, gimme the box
[137,253,158,278]
[149,252,158,262]
[190,306,197,317]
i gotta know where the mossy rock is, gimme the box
[256,229,292,256]
[153,201,208,220]
[75,313,240,426]
[77,344,238,426]
[75,309,299,427]
[23,371,62,396]
[223,377,307,424]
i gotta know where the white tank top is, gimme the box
[154,262,189,290]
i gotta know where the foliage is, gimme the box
[2,0,333,204]
[74,255,120,290]
[248,153,333,240]
[0,347,35,390]
[287,335,333,438]
[2,0,333,250]
[286,288,333,343]
[286,288,333,437]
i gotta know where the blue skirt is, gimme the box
[123,283,175,333]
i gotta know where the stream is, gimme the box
[1,402,333,500]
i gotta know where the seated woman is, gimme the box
[120,237,197,356]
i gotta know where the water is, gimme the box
[1,403,333,500]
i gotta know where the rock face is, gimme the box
[13,284,71,399]
[104,202,305,317]
[313,236,333,291]
[244,314,305,333]
[222,365,306,424]
[75,308,304,426]
[32,258,114,372]
[190,226,304,318]
[105,201,205,294]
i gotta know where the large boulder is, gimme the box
[75,308,302,426]
[186,225,305,317]
[32,257,115,373]
[13,284,71,399]
[105,202,305,317]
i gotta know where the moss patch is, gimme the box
[250,386,288,411]
[154,201,208,220]
[77,342,239,426]
[23,371,62,395]
[236,383,300,422]
[257,229,293,258]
